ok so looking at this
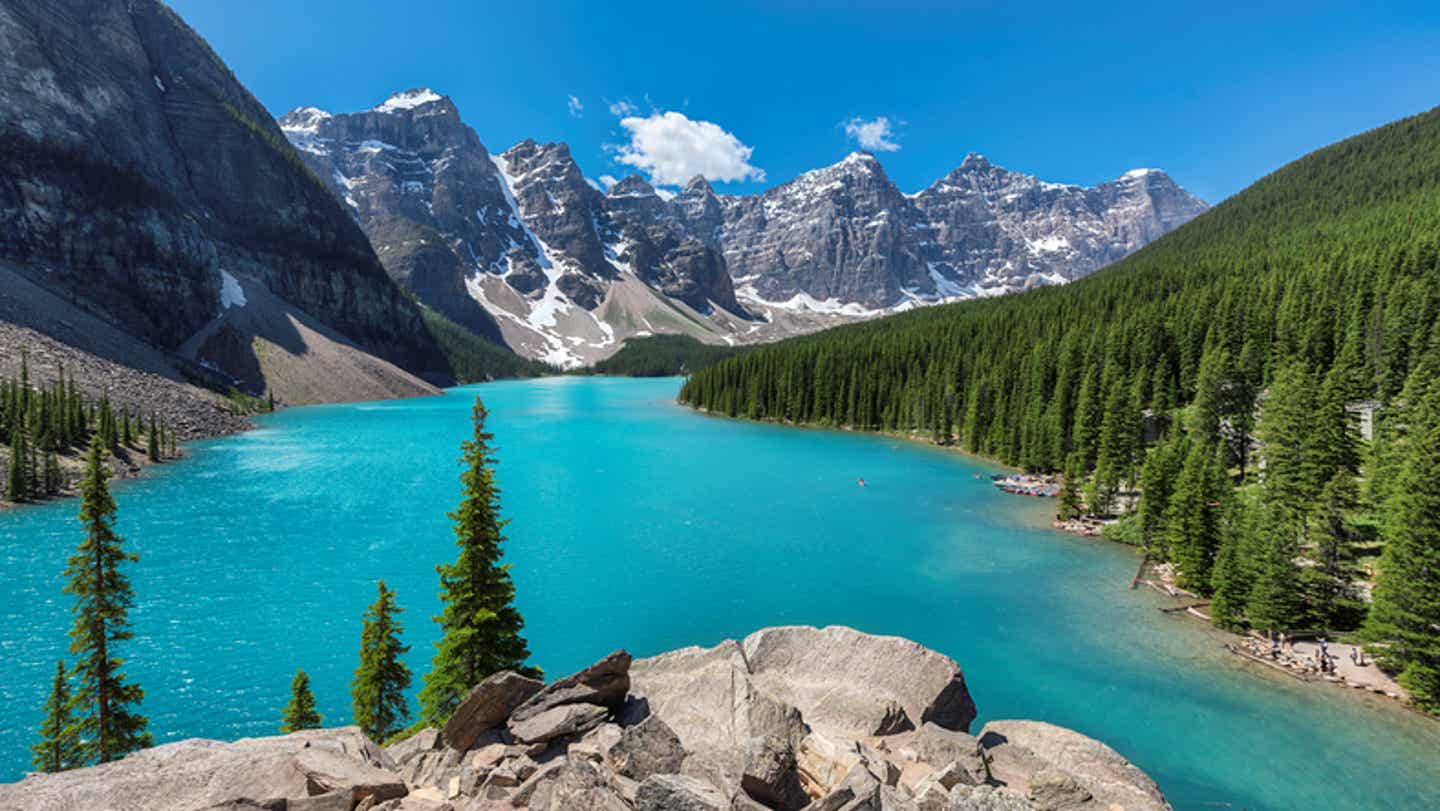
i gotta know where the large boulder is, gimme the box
[507,651,631,742]
[946,785,1036,810]
[630,638,810,794]
[385,728,440,768]
[978,721,1169,811]
[741,734,810,810]
[910,724,988,786]
[509,703,611,744]
[0,727,404,811]
[608,715,686,781]
[742,627,977,736]
[630,626,978,800]
[507,757,630,810]
[443,671,545,752]
[635,774,730,811]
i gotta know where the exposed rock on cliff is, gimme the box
[0,626,1170,811]
[281,98,748,369]
[0,0,445,403]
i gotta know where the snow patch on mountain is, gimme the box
[219,270,246,309]
[374,88,443,112]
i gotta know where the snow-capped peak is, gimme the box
[1121,168,1159,180]
[278,106,332,134]
[959,152,991,170]
[374,88,444,113]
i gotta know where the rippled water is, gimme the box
[2,377,1438,808]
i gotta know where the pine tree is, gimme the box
[43,449,62,496]
[7,426,26,501]
[30,660,81,773]
[1093,373,1138,516]
[352,580,411,742]
[1057,454,1084,521]
[146,413,160,463]
[1364,424,1440,711]
[1210,492,1257,629]
[1164,442,1227,593]
[1189,348,1230,446]
[419,398,537,726]
[281,668,322,733]
[1247,503,1306,634]
[1304,471,1363,630]
[64,436,151,763]
[1139,430,1184,551]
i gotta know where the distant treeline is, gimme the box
[1,354,178,503]
[421,308,555,384]
[588,334,745,377]
[680,106,1440,711]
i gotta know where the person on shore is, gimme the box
[1271,637,1280,658]
[1350,648,1358,666]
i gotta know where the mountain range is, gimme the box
[0,0,1205,408]
[282,90,1208,367]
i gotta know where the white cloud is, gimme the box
[598,174,619,189]
[608,99,638,117]
[611,111,764,186]
[567,95,584,118]
[843,116,901,152]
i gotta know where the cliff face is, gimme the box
[0,0,445,391]
[282,98,744,368]
[0,626,1171,811]
[910,156,1209,295]
[717,153,930,309]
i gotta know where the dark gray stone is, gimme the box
[509,650,631,727]
[635,774,730,811]
[609,715,686,781]
[442,670,544,752]
[740,735,809,811]
[509,703,610,744]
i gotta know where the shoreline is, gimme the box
[679,406,1433,723]
[9,393,1430,726]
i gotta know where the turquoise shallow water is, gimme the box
[2,377,1438,808]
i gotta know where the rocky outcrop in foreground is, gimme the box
[0,626,1169,811]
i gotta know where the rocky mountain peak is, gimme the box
[276,106,332,133]
[682,175,715,195]
[958,152,992,170]
[372,87,450,114]
[839,150,881,169]
[608,174,659,199]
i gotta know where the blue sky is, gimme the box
[169,0,1440,203]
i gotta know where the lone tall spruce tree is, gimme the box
[351,580,411,742]
[65,435,151,764]
[420,398,536,726]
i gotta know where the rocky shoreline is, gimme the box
[0,626,1170,811]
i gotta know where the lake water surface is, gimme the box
[2,377,1438,808]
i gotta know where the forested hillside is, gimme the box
[679,105,1440,710]
[589,335,745,377]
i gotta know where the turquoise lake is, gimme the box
[2,377,1438,808]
